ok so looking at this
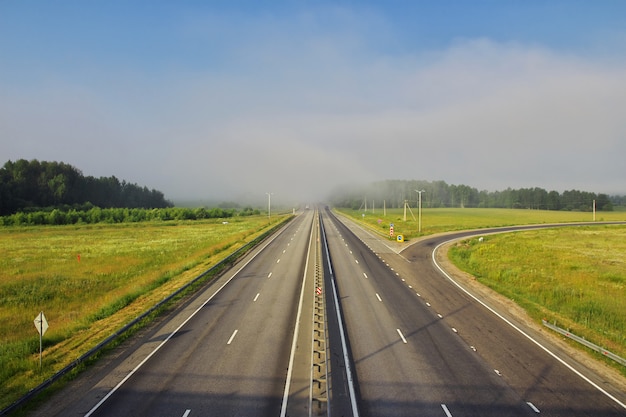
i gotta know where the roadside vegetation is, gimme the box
[0,205,261,226]
[0,214,289,411]
[337,207,626,240]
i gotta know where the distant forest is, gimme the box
[329,179,622,211]
[0,159,172,216]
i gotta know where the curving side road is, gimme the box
[329,210,626,417]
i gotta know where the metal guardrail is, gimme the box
[542,319,626,367]
[1,218,292,416]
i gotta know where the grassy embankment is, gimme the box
[337,206,626,240]
[338,207,626,375]
[0,215,289,411]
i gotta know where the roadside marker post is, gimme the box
[34,311,48,368]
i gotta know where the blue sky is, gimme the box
[2,1,626,203]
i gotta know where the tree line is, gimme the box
[329,179,619,211]
[0,159,172,216]
[0,205,261,226]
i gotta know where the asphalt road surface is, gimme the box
[324,208,626,417]
[34,209,319,417]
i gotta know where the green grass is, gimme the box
[0,215,289,410]
[448,226,626,368]
[337,207,626,240]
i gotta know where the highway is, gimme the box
[323,208,626,416]
[39,209,322,417]
[29,208,626,417]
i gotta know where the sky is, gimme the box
[2,1,626,204]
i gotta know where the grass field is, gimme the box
[339,207,626,373]
[337,207,626,240]
[0,215,289,410]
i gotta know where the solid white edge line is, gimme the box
[279,211,315,417]
[441,403,453,417]
[226,330,238,345]
[322,215,360,417]
[83,219,288,417]
[432,238,626,411]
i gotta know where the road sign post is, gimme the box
[34,311,48,368]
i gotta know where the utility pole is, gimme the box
[415,190,425,233]
[266,192,273,219]
[593,199,596,221]
[403,200,407,221]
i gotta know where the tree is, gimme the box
[0,159,172,215]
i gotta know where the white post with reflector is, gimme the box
[34,311,48,368]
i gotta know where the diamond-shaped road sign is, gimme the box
[34,311,48,336]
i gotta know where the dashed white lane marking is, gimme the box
[363,273,368,279]
[526,402,540,413]
[396,328,408,344]
[441,403,452,417]
[268,272,272,278]
[355,259,359,264]
[253,293,260,302]
[227,330,238,345]
[376,293,382,302]
[276,259,280,263]
[182,409,191,417]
